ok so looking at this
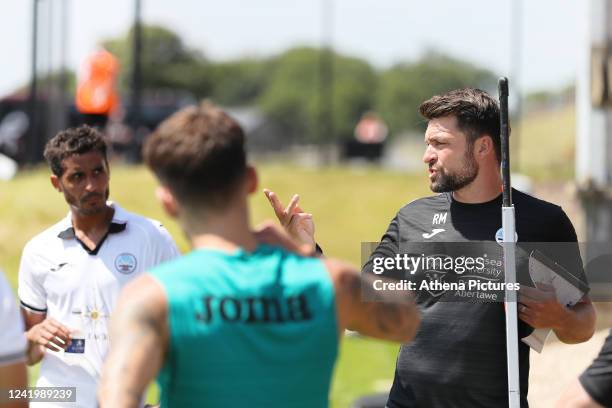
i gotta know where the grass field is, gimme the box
[0,104,577,406]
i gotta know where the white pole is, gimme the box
[499,77,520,408]
[503,207,520,407]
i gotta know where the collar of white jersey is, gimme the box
[57,201,128,240]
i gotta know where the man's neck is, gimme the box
[71,204,114,235]
[187,202,257,253]
[452,165,503,204]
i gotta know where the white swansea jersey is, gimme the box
[0,270,26,366]
[18,202,179,408]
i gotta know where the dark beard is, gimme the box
[63,187,111,216]
[429,151,479,193]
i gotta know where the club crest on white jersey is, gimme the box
[115,253,137,274]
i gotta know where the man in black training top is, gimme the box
[265,88,596,407]
[557,330,612,407]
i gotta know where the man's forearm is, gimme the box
[25,329,45,366]
[99,279,167,408]
[554,302,596,344]
[99,317,162,408]
[357,272,420,342]
[25,342,43,365]
[99,342,159,407]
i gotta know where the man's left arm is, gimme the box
[519,208,595,343]
[98,275,168,408]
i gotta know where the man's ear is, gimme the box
[475,136,494,158]
[156,186,180,218]
[245,165,258,195]
[50,174,61,192]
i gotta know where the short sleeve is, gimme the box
[551,209,587,284]
[362,214,401,277]
[153,223,180,264]
[0,271,26,366]
[579,330,612,406]
[17,241,48,313]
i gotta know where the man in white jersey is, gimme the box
[0,269,28,408]
[18,125,179,407]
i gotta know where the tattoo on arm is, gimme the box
[345,271,415,339]
[99,297,166,408]
[330,258,418,342]
[362,274,408,336]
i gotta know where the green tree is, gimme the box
[99,24,499,145]
[103,24,212,97]
[208,59,271,105]
[257,47,377,144]
[332,55,378,140]
[376,51,497,135]
[257,47,319,143]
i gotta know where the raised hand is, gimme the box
[253,221,315,257]
[263,189,315,250]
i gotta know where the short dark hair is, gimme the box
[143,101,247,209]
[419,88,501,162]
[44,125,108,176]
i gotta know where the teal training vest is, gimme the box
[150,244,338,408]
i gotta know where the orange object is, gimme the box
[76,49,119,115]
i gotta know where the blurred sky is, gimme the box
[0,0,587,97]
